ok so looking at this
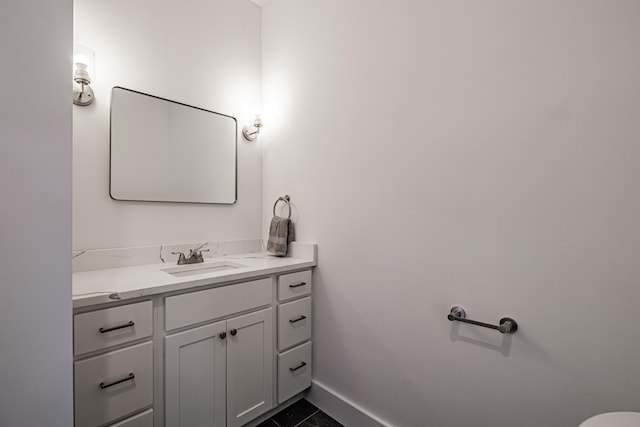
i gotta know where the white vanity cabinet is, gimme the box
[73,267,314,427]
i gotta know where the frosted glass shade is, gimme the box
[73,44,95,83]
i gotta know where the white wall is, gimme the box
[262,1,640,426]
[73,0,263,250]
[0,1,73,425]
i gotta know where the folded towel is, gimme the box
[266,216,295,256]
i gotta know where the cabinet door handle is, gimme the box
[289,282,307,288]
[229,329,237,336]
[219,332,227,339]
[99,321,135,333]
[289,362,307,372]
[99,372,135,389]
[289,315,307,324]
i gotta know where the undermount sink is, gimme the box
[162,260,246,277]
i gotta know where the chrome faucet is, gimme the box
[172,243,209,265]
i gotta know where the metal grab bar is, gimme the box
[447,306,518,334]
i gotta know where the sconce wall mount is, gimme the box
[73,69,94,106]
[242,115,263,141]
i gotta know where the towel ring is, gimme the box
[273,195,291,219]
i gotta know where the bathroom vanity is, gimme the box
[72,243,316,427]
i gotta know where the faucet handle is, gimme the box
[192,242,209,252]
[172,251,188,265]
[192,248,209,262]
[191,247,210,256]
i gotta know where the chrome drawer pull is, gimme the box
[289,362,307,372]
[289,315,307,324]
[289,282,307,288]
[99,372,135,389]
[99,321,135,334]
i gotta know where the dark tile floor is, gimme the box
[257,398,344,427]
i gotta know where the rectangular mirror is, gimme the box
[110,87,237,204]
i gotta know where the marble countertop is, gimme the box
[73,244,316,309]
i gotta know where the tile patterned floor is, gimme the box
[257,398,344,427]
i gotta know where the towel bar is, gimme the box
[273,195,291,219]
[447,306,518,334]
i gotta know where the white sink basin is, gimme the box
[162,261,246,277]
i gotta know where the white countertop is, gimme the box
[73,249,316,309]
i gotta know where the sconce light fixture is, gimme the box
[242,115,263,141]
[73,44,95,106]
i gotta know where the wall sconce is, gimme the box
[242,115,263,141]
[73,44,95,106]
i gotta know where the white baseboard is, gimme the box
[305,380,393,427]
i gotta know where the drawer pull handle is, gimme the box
[99,321,135,333]
[230,329,237,336]
[290,362,307,372]
[99,372,135,389]
[289,315,307,324]
[289,282,307,288]
[219,332,227,340]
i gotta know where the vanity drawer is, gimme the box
[278,270,312,302]
[74,341,153,427]
[74,300,153,356]
[278,342,312,404]
[165,278,272,331]
[109,409,153,427]
[278,297,311,351]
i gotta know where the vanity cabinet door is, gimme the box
[74,300,152,356]
[165,321,227,427]
[74,341,153,427]
[278,297,312,351]
[226,308,274,427]
[277,270,312,302]
[278,341,312,404]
